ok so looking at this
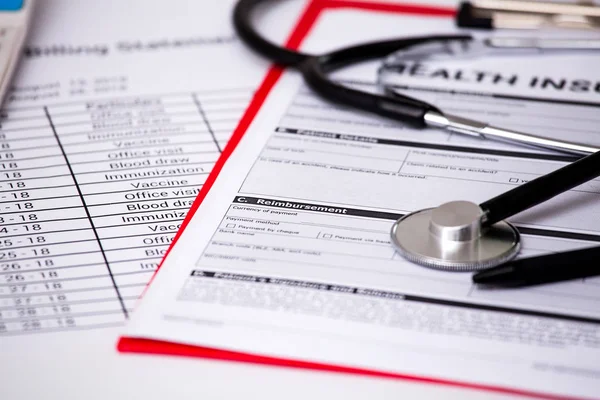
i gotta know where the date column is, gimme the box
[0,106,127,335]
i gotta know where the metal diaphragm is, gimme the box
[390,201,521,271]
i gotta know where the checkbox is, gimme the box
[226,223,236,228]
[509,178,519,183]
[323,233,332,239]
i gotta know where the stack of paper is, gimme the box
[120,1,600,399]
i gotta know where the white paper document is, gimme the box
[0,1,304,399]
[124,7,600,399]
[0,0,269,335]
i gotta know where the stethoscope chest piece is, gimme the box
[391,201,520,271]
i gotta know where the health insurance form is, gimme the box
[124,6,600,400]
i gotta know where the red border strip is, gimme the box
[119,2,591,399]
[321,0,456,15]
[119,338,578,400]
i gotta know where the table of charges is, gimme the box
[0,89,250,335]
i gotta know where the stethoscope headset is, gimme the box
[233,0,600,271]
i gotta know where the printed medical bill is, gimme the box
[124,8,600,399]
[0,0,304,399]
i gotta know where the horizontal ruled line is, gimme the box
[0,282,147,299]
[0,322,124,337]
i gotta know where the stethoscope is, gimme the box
[234,0,600,271]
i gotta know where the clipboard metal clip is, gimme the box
[457,0,600,30]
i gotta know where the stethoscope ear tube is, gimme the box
[300,56,434,128]
[480,150,600,227]
[300,36,471,127]
[233,0,474,127]
[233,0,310,66]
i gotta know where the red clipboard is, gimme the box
[118,2,580,399]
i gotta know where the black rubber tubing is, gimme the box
[480,150,600,227]
[233,0,470,127]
